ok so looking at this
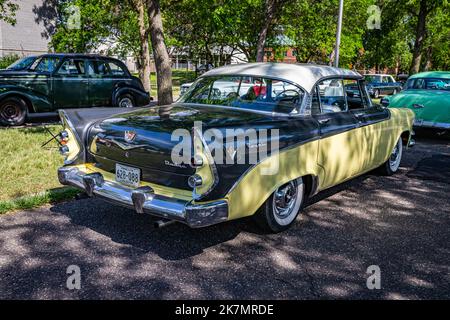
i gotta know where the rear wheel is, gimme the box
[117,94,135,108]
[0,97,27,126]
[254,177,304,233]
[379,138,403,175]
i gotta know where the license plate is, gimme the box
[414,119,423,126]
[115,164,140,188]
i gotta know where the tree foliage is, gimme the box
[0,0,18,25]
[49,0,450,75]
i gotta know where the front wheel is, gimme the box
[379,138,403,175]
[254,177,304,233]
[0,97,27,126]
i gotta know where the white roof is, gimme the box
[202,63,361,92]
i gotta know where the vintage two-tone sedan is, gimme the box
[57,63,415,233]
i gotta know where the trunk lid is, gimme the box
[88,104,278,189]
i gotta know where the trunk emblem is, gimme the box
[124,131,137,143]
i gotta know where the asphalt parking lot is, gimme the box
[0,133,449,300]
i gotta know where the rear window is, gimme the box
[87,60,127,77]
[179,75,305,114]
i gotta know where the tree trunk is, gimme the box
[147,0,173,108]
[137,0,151,94]
[424,46,433,71]
[255,0,278,62]
[409,0,427,75]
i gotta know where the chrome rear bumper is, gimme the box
[58,167,228,228]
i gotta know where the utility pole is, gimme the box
[334,0,344,67]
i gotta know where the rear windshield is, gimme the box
[179,75,305,114]
[406,78,450,91]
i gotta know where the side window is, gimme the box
[344,79,365,110]
[108,61,126,76]
[382,76,389,83]
[316,78,346,113]
[57,59,85,76]
[88,60,111,77]
[33,57,61,73]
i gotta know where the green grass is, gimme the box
[0,188,79,215]
[147,69,196,100]
[0,125,77,213]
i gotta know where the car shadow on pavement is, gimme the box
[50,198,251,260]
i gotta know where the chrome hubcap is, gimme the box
[119,97,133,108]
[1,104,19,119]
[389,141,402,170]
[273,181,298,218]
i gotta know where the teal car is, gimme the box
[382,71,450,130]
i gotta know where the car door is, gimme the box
[312,78,364,190]
[87,59,114,106]
[350,79,392,171]
[52,58,89,109]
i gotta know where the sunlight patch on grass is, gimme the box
[0,125,66,202]
[0,187,79,214]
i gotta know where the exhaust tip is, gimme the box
[154,219,176,229]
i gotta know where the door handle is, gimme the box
[413,104,425,109]
[318,118,330,124]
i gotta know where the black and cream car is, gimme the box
[57,63,414,233]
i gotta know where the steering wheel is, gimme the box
[275,90,300,104]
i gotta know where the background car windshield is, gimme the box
[179,75,304,114]
[7,56,36,70]
[31,57,61,73]
[406,78,450,91]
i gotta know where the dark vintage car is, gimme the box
[57,63,414,233]
[364,74,403,98]
[0,53,150,126]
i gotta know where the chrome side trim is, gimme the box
[413,120,450,129]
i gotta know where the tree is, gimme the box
[128,0,151,93]
[409,0,430,74]
[0,0,19,25]
[255,0,287,62]
[283,0,375,68]
[148,0,173,106]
